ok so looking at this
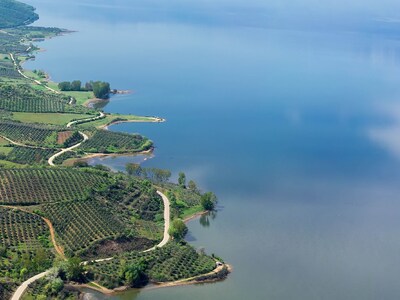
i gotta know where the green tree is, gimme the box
[167,191,177,206]
[33,248,48,271]
[178,172,186,188]
[153,168,171,182]
[49,278,64,294]
[188,180,198,193]
[71,80,82,91]
[201,192,217,211]
[64,257,84,282]
[58,81,71,91]
[126,163,142,177]
[169,218,188,240]
[0,246,6,257]
[122,260,147,287]
[92,81,111,99]
[20,268,28,279]
[85,81,93,91]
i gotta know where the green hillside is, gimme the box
[0,0,38,28]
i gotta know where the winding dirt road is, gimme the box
[48,111,105,166]
[143,191,171,252]
[0,134,47,149]
[66,111,105,128]
[47,131,88,166]
[11,271,51,300]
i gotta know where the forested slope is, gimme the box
[0,0,38,28]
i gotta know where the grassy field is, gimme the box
[0,146,12,155]
[0,136,9,145]
[11,112,93,125]
[46,82,94,105]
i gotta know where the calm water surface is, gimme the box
[25,1,400,299]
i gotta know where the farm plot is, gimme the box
[6,146,55,165]
[0,32,26,53]
[0,120,58,146]
[80,130,152,153]
[0,60,21,79]
[0,84,67,112]
[0,207,48,251]
[41,200,128,253]
[0,168,112,205]
[89,242,216,288]
[0,84,92,114]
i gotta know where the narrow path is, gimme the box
[0,205,65,258]
[12,191,171,300]
[47,111,106,166]
[9,53,60,94]
[0,134,47,149]
[66,111,105,128]
[143,191,170,252]
[42,217,65,259]
[11,271,51,300]
[48,131,88,166]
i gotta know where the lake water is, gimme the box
[24,0,400,299]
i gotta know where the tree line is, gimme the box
[58,80,110,99]
[126,163,217,211]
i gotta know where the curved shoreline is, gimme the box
[77,209,229,296]
[101,117,165,130]
[78,263,231,296]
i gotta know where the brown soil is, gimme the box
[0,205,65,259]
[81,236,155,260]
[42,217,65,259]
[57,131,73,145]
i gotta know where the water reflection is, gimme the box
[87,154,154,172]
[199,211,218,228]
[368,103,400,159]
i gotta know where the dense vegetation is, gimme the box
[42,199,128,254]
[0,206,53,298]
[92,81,111,99]
[58,80,111,97]
[0,120,59,146]
[88,242,216,288]
[5,146,55,164]
[0,0,38,28]
[81,130,152,153]
[0,207,48,251]
[0,58,21,79]
[0,84,92,113]
[0,168,112,205]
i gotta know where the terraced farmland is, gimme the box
[0,60,21,79]
[0,168,112,205]
[0,207,48,251]
[42,200,128,253]
[6,146,55,164]
[0,84,91,113]
[81,129,152,153]
[0,85,66,113]
[89,242,216,288]
[0,120,58,146]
